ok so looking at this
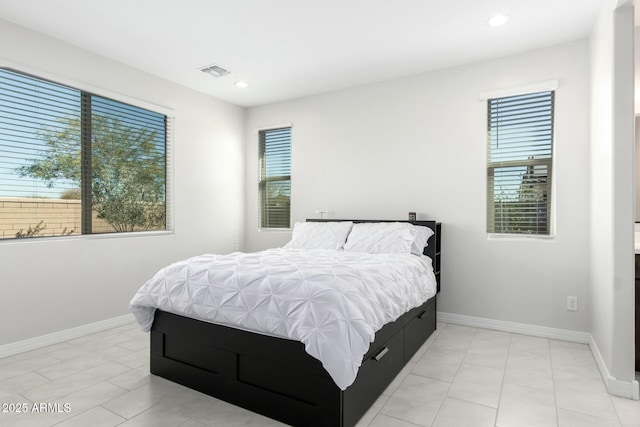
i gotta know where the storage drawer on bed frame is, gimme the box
[343,329,405,426]
[404,297,437,360]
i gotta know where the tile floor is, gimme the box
[1,322,640,426]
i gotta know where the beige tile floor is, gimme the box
[0,322,639,426]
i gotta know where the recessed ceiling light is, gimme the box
[487,14,510,27]
[235,81,249,88]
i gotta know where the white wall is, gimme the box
[589,0,636,396]
[245,40,592,333]
[589,0,616,377]
[636,116,640,221]
[0,19,246,346]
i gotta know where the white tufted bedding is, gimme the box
[130,248,437,390]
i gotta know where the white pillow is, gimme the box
[343,222,417,254]
[411,225,435,255]
[284,221,354,250]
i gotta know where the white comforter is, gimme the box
[129,248,437,390]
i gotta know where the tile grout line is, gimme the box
[491,331,512,427]
[606,389,626,425]
[547,337,560,427]
[428,323,479,427]
[99,403,129,425]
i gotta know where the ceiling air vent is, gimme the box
[200,64,231,78]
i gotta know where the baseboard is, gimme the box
[589,334,640,400]
[0,314,136,359]
[438,312,590,343]
[438,311,640,400]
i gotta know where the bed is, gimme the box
[130,219,441,427]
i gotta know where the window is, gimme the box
[259,126,291,229]
[487,90,554,235]
[0,68,169,240]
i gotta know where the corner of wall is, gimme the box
[590,333,640,400]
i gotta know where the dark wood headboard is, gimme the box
[306,219,441,293]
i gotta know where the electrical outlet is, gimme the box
[566,296,578,311]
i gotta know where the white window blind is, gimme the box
[0,68,169,240]
[487,90,554,235]
[259,127,291,229]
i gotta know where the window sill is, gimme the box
[487,233,555,242]
[1,230,174,245]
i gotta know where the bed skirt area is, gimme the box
[149,295,437,427]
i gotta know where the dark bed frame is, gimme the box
[150,220,441,426]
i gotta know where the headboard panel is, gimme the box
[306,219,441,293]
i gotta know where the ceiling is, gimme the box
[0,0,605,107]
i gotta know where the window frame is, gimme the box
[483,83,557,238]
[258,125,292,231]
[0,64,174,242]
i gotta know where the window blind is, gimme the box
[487,91,554,235]
[0,68,169,240]
[87,94,167,234]
[259,127,291,229]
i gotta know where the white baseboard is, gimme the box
[438,311,640,400]
[0,314,136,359]
[589,334,640,400]
[438,312,590,343]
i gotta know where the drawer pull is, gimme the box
[417,310,427,320]
[373,347,389,361]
